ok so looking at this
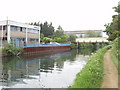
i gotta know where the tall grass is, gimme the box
[111,38,119,73]
[70,46,111,88]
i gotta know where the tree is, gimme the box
[68,34,77,43]
[61,35,69,43]
[54,37,62,43]
[104,5,120,41]
[40,33,44,42]
[40,22,55,37]
[28,21,55,37]
[53,25,64,38]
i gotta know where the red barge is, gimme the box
[23,43,71,54]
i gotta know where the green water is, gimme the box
[0,47,97,88]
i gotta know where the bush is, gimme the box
[43,37,51,43]
[3,43,23,56]
[70,43,76,49]
[111,37,119,71]
[78,43,94,47]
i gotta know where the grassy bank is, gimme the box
[70,46,111,88]
[110,38,119,72]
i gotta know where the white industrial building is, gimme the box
[0,20,40,47]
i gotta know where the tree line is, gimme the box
[28,21,76,43]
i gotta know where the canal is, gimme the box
[0,47,97,89]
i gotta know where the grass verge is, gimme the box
[110,38,119,70]
[69,46,111,88]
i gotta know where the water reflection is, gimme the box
[0,48,96,88]
[77,47,97,55]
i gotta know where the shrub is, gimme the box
[111,37,119,71]
[43,37,51,43]
[3,43,23,56]
[70,43,76,49]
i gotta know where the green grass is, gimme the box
[69,46,111,88]
[110,38,119,73]
[111,49,118,69]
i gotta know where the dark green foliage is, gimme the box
[111,37,120,72]
[29,22,69,43]
[104,5,120,41]
[29,21,55,37]
[3,43,23,56]
[78,47,96,55]
[68,34,77,43]
[78,43,110,49]
[40,22,55,37]
[61,35,68,43]
[40,33,44,42]
[78,43,94,47]
[70,46,111,88]
[53,25,64,38]
[52,26,69,43]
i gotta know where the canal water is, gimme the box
[0,48,97,89]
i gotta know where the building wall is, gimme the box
[64,30,103,37]
[0,20,40,47]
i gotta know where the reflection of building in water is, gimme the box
[0,50,74,87]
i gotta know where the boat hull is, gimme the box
[23,46,71,54]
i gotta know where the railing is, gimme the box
[24,43,71,47]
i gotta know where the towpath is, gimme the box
[102,49,118,88]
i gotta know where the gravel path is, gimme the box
[102,49,118,88]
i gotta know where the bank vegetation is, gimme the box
[70,46,111,88]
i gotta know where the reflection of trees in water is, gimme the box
[40,52,72,71]
[40,57,55,72]
[78,43,109,56]
[68,50,78,61]
[0,49,84,87]
[0,57,26,86]
[1,51,74,81]
[78,47,96,55]
[1,56,23,81]
[2,56,23,70]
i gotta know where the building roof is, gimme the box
[0,20,40,30]
[64,30,103,34]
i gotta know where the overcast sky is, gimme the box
[0,0,119,31]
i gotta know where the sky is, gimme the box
[0,0,119,31]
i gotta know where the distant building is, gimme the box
[0,20,40,47]
[64,30,103,37]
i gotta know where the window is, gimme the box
[3,25,7,30]
[20,27,22,32]
[11,26,17,31]
[0,26,2,30]
[27,28,39,33]
[17,27,21,31]
[22,27,26,32]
